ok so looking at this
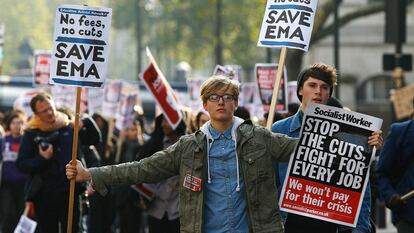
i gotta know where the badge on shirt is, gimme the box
[183,173,202,192]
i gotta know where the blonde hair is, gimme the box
[200,75,240,103]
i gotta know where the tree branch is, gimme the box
[312,2,384,44]
[313,0,414,44]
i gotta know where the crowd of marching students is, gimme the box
[0,71,413,233]
[0,98,296,233]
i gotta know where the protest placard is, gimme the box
[33,51,51,86]
[115,90,138,130]
[279,103,382,227]
[213,64,242,81]
[87,87,104,115]
[287,81,300,104]
[101,80,122,118]
[186,78,205,112]
[14,215,37,233]
[212,65,228,77]
[50,4,112,87]
[51,85,88,113]
[141,62,182,129]
[239,82,264,119]
[141,48,182,129]
[14,90,41,117]
[390,83,414,120]
[255,63,288,113]
[257,0,318,52]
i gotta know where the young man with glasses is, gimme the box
[66,75,299,233]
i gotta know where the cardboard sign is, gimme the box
[257,0,318,51]
[255,63,288,113]
[50,4,112,88]
[287,81,300,104]
[51,85,88,113]
[186,78,205,112]
[115,84,139,130]
[33,51,51,86]
[390,84,414,120]
[87,87,104,115]
[213,64,242,81]
[101,80,122,118]
[141,62,182,129]
[239,82,264,119]
[14,215,37,233]
[279,103,383,227]
[13,90,41,117]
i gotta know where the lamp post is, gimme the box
[333,0,341,98]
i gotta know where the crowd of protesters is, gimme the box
[0,62,413,233]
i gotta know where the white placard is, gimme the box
[257,0,318,51]
[50,4,112,88]
[14,215,37,233]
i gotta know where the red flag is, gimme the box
[141,63,182,129]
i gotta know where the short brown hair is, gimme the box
[200,75,240,103]
[297,63,337,101]
[30,92,53,114]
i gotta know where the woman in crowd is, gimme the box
[0,111,28,233]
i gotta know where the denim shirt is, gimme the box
[203,123,249,233]
[272,110,371,233]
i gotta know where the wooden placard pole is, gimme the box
[67,87,82,233]
[401,189,414,201]
[115,129,125,164]
[266,47,288,129]
[105,118,115,159]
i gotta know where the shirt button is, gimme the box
[228,195,232,198]
[248,158,252,163]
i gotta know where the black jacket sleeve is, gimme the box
[16,130,52,174]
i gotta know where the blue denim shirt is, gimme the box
[203,123,249,233]
[272,110,371,233]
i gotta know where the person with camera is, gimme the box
[16,92,101,233]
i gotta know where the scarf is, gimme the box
[27,111,70,132]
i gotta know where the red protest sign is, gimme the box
[34,51,51,86]
[255,63,288,113]
[141,63,182,129]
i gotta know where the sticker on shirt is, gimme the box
[183,173,202,192]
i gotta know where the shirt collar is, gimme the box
[208,122,233,140]
[289,109,304,133]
